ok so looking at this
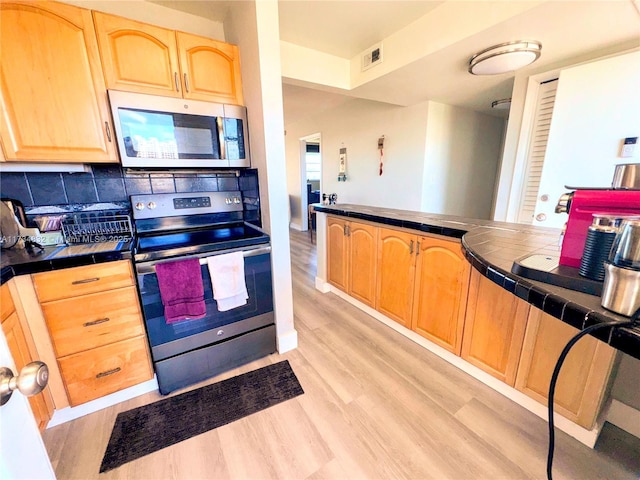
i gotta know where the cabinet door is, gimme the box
[1,311,52,431]
[376,228,416,328]
[93,12,182,98]
[348,221,377,307]
[412,237,470,355]
[0,1,117,162]
[461,270,529,385]
[515,308,617,429]
[176,32,244,105]
[327,216,349,291]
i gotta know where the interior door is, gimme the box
[0,330,54,479]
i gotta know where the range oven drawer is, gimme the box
[154,324,276,395]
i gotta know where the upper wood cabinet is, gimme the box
[515,308,618,429]
[462,270,530,386]
[327,216,377,307]
[411,237,471,355]
[93,12,244,105]
[92,12,182,98]
[176,31,244,104]
[0,1,117,163]
[376,228,416,328]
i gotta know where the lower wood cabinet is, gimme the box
[515,307,617,429]
[376,228,416,327]
[33,261,153,407]
[57,335,152,407]
[1,282,54,431]
[411,237,470,355]
[327,216,377,307]
[461,270,530,386]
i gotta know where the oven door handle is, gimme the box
[135,246,271,275]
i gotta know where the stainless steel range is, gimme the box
[131,191,275,395]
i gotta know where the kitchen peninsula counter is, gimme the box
[314,203,640,360]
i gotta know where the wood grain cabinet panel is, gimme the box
[58,335,153,407]
[327,217,377,307]
[177,31,244,105]
[93,11,182,97]
[411,237,471,355]
[348,222,377,307]
[41,286,145,357]
[462,270,529,385]
[92,12,243,105]
[327,217,349,292]
[1,290,53,431]
[515,308,617,429]
[0,0,117,162]
[33,260,152,406]
[32,260,134,303]
[376,228,416,328]
[1,283,15,320]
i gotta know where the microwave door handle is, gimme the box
[217,116,226,160]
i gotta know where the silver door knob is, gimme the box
[0,361,49,406]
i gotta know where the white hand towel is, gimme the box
[207,252,248,312]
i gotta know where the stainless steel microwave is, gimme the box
[107,90,250,168]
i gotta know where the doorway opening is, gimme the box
[299,133,322,231]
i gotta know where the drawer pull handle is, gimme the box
[96,367,121,379]
[83,317,110,327]
[71,277,100,285]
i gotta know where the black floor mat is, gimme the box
[100,360,304,473]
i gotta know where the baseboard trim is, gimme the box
[289,222,302,231]
[328,285,603,448]
[277,329,298,353]
[47,377,159,428]
[606,399,640,439]
[314,277,331,293]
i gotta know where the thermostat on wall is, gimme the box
[620,137,638,158]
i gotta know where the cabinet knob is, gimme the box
[0,362,49,406]
[535,213,547,222]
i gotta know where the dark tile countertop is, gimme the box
[1,241,133,284]
[314,203,640,360]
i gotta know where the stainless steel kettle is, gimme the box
[601,218,640,316]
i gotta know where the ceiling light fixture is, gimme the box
[468,40,542,75]
[491,98,512,110]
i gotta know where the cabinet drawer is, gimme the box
[58,335,153,406]
[43,286,144,357]
[33,260,134,302]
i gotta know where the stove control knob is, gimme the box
[147,202,156,210]
[135,202,145,211]
[225,198,231,205]
[233,197,241,204]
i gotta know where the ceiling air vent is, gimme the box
[361,42,383,72]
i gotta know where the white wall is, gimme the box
[225,1,297,353]
[423,102,504,219]
[531,50,640,228]
[285,98,430,227]
[495,48,640,223]
[285,97,505,227]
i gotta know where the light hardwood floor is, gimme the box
[43,229,640,479]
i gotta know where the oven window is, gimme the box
[118,108,221,159]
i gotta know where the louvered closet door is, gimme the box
[517,80,558,224]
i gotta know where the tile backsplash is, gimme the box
[0,165,261,225]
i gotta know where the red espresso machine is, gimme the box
[555,190,640,268]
